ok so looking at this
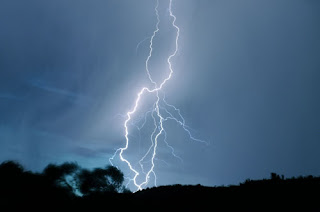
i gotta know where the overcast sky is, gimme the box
[0,0,320,189]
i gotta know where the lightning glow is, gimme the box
[110,0,207,191]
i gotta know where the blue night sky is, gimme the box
[0,0,320,189]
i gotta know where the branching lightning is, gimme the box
[110,0,207,191]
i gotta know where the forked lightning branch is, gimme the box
[110,0,207,191]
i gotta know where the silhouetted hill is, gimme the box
[133,175,320,211]
[0,161,319,211]
[77,176,320,211]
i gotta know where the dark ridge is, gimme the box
[133,175,320,211]
[0,161,319,211]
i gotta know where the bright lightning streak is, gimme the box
[145,0,160,86]
[110,0,207,191]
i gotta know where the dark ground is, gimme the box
[0,161,319,211]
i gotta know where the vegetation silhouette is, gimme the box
[0,160,319,211]
[0,160,130,210]
[77,165,126,195]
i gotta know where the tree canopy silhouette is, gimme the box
[1,160,319,211]
[77,165,125,195]
[43,162,80,194]
[0,160,129,200]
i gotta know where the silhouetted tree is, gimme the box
[76,165,125,196]
[0,160,48,204]
[0,161,25,193]
[1,161,320,210]
[0,160,24,174]
[43,162,80,193]
[271,172,281,180]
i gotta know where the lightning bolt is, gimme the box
[110,0,207,191]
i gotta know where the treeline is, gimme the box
[0,160,130,210]
[1,160,319,211]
